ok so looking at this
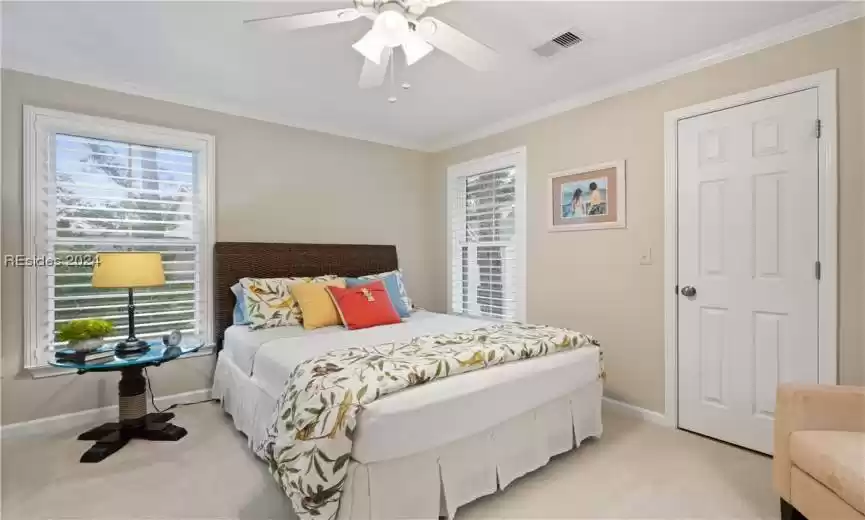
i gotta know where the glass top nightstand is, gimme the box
[49,338,208,463]
[50,339,205,373]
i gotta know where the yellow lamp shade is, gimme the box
[91,252,165,288]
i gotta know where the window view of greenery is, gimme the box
[51,134,199,348]
[459,167,516,319]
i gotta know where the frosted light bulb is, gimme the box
[374,10,410,48]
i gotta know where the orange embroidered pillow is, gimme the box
[326,281,401,330]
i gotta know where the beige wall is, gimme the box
[430,20,865,413]
[1,70,431,425]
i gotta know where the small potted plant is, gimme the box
[57,319,114,352]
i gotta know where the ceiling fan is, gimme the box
[244,0,500,89]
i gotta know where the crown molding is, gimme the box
[427,2,865,152]
[2,65,429,152]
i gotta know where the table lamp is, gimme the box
[92,252,165,355]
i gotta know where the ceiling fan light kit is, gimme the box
[245,0,500,90]
[353,31,387,65]
[375,9,411,44]
[352,8,411,64]
[402,31,434,66]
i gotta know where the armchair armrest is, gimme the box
[773,384,865,500]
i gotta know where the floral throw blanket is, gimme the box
[260,323,601,520]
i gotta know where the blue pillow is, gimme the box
[345,274,410,318]
[231,283,250,325]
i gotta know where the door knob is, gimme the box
[681,285,697,297]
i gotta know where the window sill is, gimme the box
[450,312,513,323]
[25,344,216,379]
[26,365,77,379]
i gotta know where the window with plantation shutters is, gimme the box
[447,148,526,322]
[23,107,214,370]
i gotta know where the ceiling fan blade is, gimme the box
[417,17,499,71]
[244,8,361,31]
[359,49,391,88]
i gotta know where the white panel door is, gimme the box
[677,89,820,454]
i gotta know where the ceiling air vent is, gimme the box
[533,30,583,58]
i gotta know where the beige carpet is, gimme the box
[1,403,778,519]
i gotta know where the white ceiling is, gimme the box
[2,1,845,150]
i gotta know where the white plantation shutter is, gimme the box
[448,149,526,321]
[23,107,214,369]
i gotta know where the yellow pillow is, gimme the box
[291,279,347,330]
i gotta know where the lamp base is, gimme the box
[114,339,149,356]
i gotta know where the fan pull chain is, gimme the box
[388,48,397,103]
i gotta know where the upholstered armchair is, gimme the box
[773,384,865,520]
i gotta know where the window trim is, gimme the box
[446,147,527,322]
[22,106,216,372]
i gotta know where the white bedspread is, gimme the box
[223,311,490,375]
[223,324,309,375]
[222,311,601,463]
[252,312,489,396]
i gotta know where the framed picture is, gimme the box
[547,160,626,232]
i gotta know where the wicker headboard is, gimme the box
[213,242,399,347]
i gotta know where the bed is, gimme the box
[211,242,603,520]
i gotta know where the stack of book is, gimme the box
[54,348,116,365]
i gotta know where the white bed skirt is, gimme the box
[213,353,603,520]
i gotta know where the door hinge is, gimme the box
[815,261,822,281]
[816,119,822,139]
